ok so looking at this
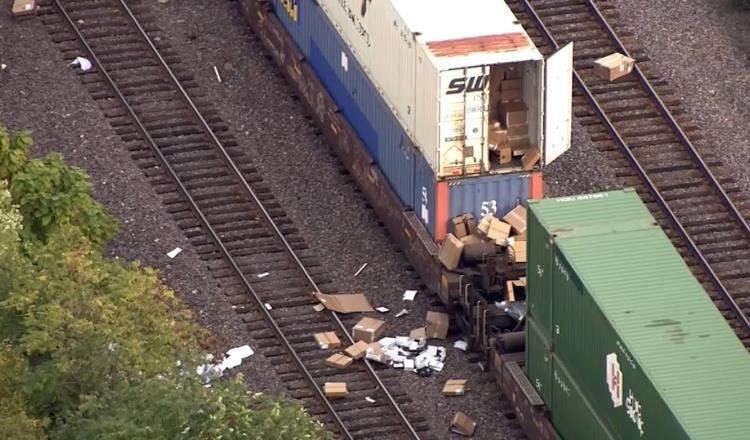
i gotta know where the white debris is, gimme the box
[313,303,326,312]
[264,303,272,310]
[395,308,409,318]
[454,340,468,351]
[213,65,222,83]
[402,290,418,301]
[1,64,7,71]
[196,345,254,383]
[353,262,368,277]
[365,396,376,403]
[69,56,92,72]
[370,336,447,376]
[395,336,412,348]
[257,272,270,278]
[166,247,182,258]
[375,306,390,313]
[378,337,397,349]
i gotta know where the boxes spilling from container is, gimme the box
[526,189,750,440]
[314,0,573,178]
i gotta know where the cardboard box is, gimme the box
[12,0,37,17]
[459,234,482,246]
[486,219,512,245]
[344,340,368,360]
[496,146,512,165]
[505,279,526,302]
[324,382,348,398]
[506,123,528,137]
[438,233,464,270]
[366,342,390,364]
[488,128,508,151]
[593,52,636,81]
[314,292,373,313]
[500,88,523,102]
[352,317,385,343]
[410,327,427,340]
[426,311,450,339]
[498,101,527,126]
[502,205,527,235]
[500,78,523,91]
[451,412,477,436]
[451,212,476,239]
[508,133,530,149]
[325,353,353,369]
[522,148,541,171]
[443,379,468,396]
[509,239,527,263]
[313,331,342,349]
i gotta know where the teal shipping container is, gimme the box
[526,189,750,440]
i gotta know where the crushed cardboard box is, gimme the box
[450,212,476,238]
[451,411,477,437]
[438,233,464,270]
[353,317,385,343]
[324,382,348,398]
[325,353,353,369]
[344,341,368,360]
[366,342,390,364]
[502,205,527,235]
[426,311,450,339]
[488,128,508,151]
[443,379,468,396]
[314,292,373,313]
[313,331,341,350]
[593,52,636,81]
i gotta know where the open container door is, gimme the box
[543,42,573,165]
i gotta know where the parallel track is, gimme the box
[508,0,750,345]
[38,0,427,437]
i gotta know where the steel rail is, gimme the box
[112,1,419,437]
[518,0,750,336]
[585,0,750,242]
[52,1,418,438]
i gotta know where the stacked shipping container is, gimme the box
[526,189,750,439]
[267,0,563,240]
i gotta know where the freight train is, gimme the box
[237,0,750,439]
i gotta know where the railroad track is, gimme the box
[37,0,428,437]
[507,0,750,346]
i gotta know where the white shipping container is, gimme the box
[317,0,573,178]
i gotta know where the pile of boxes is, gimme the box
[488,64,540,171]
[438,206,528,302]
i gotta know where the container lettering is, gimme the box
[445,75,489,95]
[555,193,609,203]
[554,255,570,281]
[625,389,645,436]
[480,200,497,218]
[333,0,371,47]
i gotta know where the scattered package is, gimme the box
[402,290,418,301]
[324,382,348,398]
[443,379,468,396]
[325,353,353,369]
[344,341,369,360]
[438,233,464,270]
[593,52,636,81]
[365,334,447,376]
[477,215,511,245]
[426,311,450,339]
[166,247,182,259]
[314,331,341,349]
[451,411,477,436]
[314,292,373,313]
[353,317,385,343]
[502,205,527,235]
[450,213,477,238]
[12,0,37,17]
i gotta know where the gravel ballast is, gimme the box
[0,7,287,397]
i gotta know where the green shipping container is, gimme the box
[528,189,750,440]
[526,189,653,335]
[525,317,552,404]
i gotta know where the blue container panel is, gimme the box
[414,153,437,237]
[269,0,416,205]
[448,173,531,224]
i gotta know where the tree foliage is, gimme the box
[0,126,331,440]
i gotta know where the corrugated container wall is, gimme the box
[527,189,750,440]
